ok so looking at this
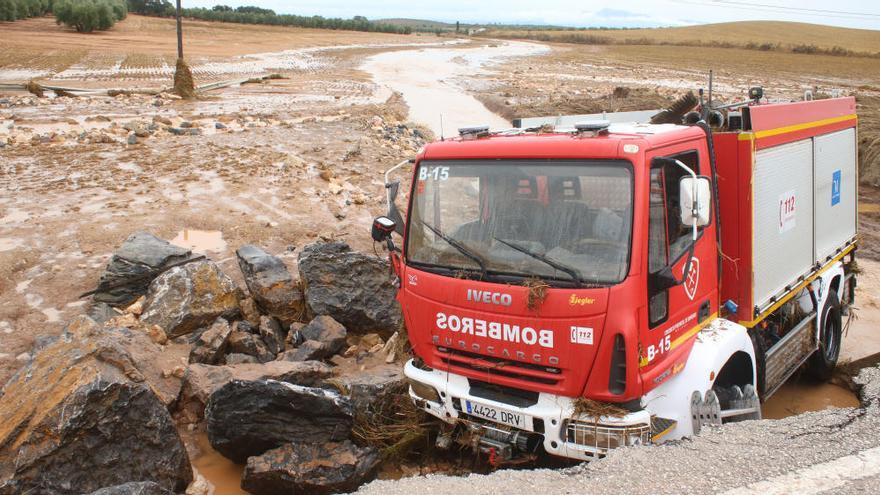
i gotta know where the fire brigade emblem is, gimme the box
[683,257,699,300]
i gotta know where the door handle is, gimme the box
[698,301,710,323]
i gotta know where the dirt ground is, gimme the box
[0,14,448,86]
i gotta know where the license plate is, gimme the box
[465,400,532,430]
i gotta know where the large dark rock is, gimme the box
[92,231,194,306]
[140,260,240,338]
[205,380,353,463]
[177,361,333,422]
[277,340,326,362]
[278,316,347,362]
[297,242,401,335]
[300,315,347,355]
[189,317,233,364]
[228,329,274,363]
[0,320,192,495]
[259,316,286,355]
[85,482,173,495]
[333,363,406,414]
[236,245,304,325]
[241,441,380,495]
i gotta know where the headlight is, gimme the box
[408,378,441,403]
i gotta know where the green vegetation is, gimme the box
[0,0,52,22]
[54,0,127,32]
[125,1,412,34]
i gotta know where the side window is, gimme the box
[648,151,701,326]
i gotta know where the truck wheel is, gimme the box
[807,290,842,381]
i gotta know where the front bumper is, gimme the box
[404,359,651,461]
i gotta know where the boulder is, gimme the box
[228,329,274,363]
[54,316,187,407]
[0,322,192,495]
[177,361,333,421]
[205,380,353,462]
[332,363,406,413]
[87,301,119,324]
[297,242,401,335]
[259,316,286,355]
[189,318,232,365]
[300,315,347,355]
[236,245,304,325]
[240,297,261,326]
[140,260,240,338]
[92,232,194,306]
[276,340,326,362]
[241,441,380,495]
[85,482,173,495]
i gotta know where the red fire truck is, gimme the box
[372,91,858,462]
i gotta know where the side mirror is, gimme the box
[679,176,711,228]
[372,216,397,243]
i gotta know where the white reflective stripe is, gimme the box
[722,446,880,495]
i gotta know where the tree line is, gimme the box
[1,0,127,32]
[0,0,52,22]
[126,1,413,35]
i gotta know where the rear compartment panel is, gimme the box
[753,139,814,309]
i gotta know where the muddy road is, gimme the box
[362,41,547,135]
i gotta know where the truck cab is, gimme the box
[373,97,857,462]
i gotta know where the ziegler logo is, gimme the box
[568,295,595,306]
[467,289,512,307]
[683,257,700,301]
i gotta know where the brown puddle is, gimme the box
[192,433,247,495]
[762,380,860,419]
[172,229,227,254]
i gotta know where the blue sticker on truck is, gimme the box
[831,170,841,206]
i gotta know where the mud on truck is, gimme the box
[371,89,859,463]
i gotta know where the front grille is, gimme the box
[565,420,650,451]
[468,378,540,408]
[436,348,561,386]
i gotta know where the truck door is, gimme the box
[643,148,718,369]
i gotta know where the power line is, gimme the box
[710,0,880,18]
[671,0,880,20]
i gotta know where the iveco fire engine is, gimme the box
[371,88,858,462]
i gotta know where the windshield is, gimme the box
[406,160,633,285]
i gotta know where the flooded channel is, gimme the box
[762,380,860,419]
[362,41,547,135]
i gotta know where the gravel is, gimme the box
[355,366,880,495]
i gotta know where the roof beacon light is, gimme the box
[574,120,611,134]
[458,125,490,139]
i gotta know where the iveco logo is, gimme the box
[467,289,512,306]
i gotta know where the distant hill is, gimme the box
[482,21,880,56]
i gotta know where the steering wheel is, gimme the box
[573,238,627,254]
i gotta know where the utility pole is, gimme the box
[172,0,194,97]
[176,0,183,59]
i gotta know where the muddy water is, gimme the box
[172,229,227,254]
[762,380,860,419]
[362,41,548,135]
[192,433,247,495]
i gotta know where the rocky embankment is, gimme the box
[0,232,406,495]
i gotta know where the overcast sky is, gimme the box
[180,0,880,30]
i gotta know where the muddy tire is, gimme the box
[807,290,842,381]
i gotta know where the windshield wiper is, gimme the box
[421,221,488,280]
[493,237,583,288]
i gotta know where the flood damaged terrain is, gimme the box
[2,23,880,494]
